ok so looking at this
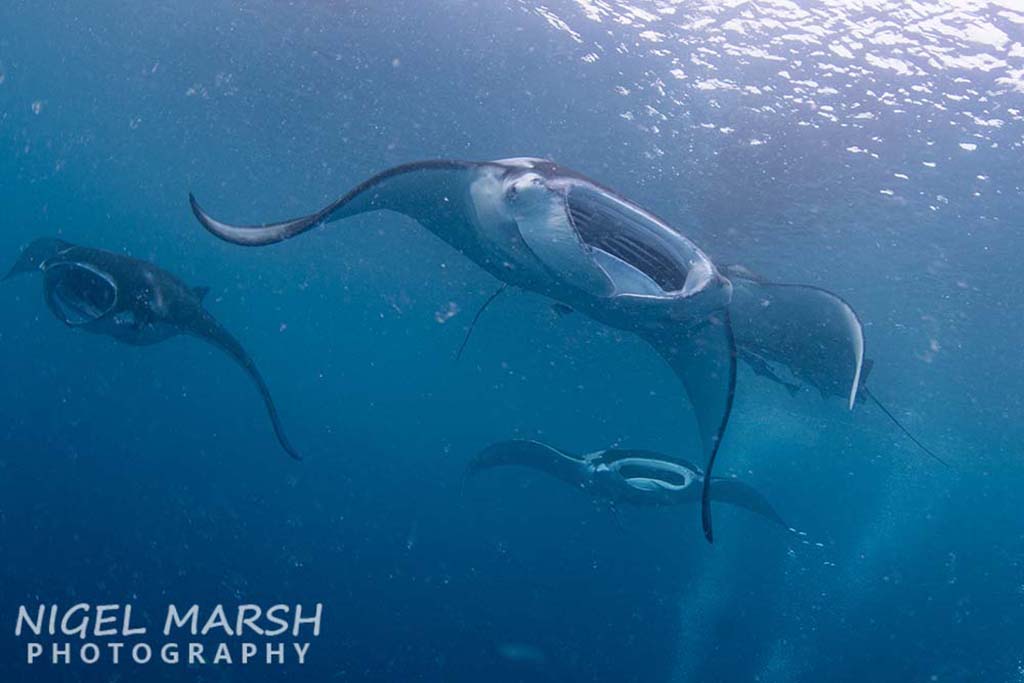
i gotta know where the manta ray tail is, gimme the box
[863,388,949,467]
[191,311,302,461]
[708,477,788,529]
[454,284,508,362]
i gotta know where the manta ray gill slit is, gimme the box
[566,187,689,293]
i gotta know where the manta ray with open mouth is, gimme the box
[4,238,301,461]
[466,439,789,531]
[189,157,872,542]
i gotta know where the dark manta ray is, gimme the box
[4,238,301,460]
[466,440,789,531]
[189,157,864,542]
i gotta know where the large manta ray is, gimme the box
[190,157,865,542]
[4,238,301,460]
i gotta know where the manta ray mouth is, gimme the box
[610,458,696,489]
[43,262,118,326]
[566,187,690,294]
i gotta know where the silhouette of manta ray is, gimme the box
[5,237,302,461]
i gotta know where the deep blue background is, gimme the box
[1,1,1022,680]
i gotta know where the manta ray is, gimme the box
[466,439,789,531]
[4,237,301,460]
[189,157,867,542]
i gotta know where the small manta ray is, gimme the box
[189,157,881,541]
[4,237,301,460]
[466,439,789,532]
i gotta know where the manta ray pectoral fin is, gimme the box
[466,440,588,489]
[729,277,865,410]
[708,477,788,529]
[643,310,738,544]
[189,311,303,461]
[190,160,479,247]
[190,193,328,246]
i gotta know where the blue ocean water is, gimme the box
[1,0,1022,680]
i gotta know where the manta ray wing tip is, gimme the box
[188,192,206,220]
[283,441,303,461]
[188,193,224,235]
